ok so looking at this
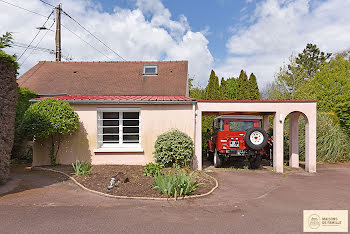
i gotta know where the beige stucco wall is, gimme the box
[32,103,195,166]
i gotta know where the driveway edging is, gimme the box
[32,167,218,201]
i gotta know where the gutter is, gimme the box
[30,99,197,105]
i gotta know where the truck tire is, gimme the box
[214,149,223,168]
[206,150,214,161]
[245,127,268,150]
[249,154,262,169]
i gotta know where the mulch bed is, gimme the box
[40,165,216,198]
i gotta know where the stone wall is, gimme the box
[0,60,17,184]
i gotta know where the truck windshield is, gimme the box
[229,121,254,132]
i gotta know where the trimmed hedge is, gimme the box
[153,129,194,168]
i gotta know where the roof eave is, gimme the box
[30,99,196,104]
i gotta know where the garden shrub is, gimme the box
[335,101,350,136]
[12,87,37,160]
[152,169,201,200]
[143,162,163,177]
[72,160,91,176]
[21,98,79,165]
[153,129,194,168]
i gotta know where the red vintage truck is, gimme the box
[206,115,273,168]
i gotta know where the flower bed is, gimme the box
[41,165,216,198]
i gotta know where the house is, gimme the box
[18,60,317,173]
[18,61,196,166]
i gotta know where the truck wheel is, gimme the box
[249,154,262,169]
[245,127,268,150]
[214,149,223,168]
[206,150,214,161]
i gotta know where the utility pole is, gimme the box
[55,4,61,61]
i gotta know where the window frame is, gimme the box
[143,64,158,75]
[97,108,141,149]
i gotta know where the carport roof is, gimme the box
[197,100,317,103]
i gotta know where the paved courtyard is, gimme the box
[1,163,350,233]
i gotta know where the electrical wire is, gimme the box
[62,10,126,61]
[61,23,112,60]
[12,44,54,53]
[39,0,55,8]
[20,21,56,66]
[0,0,53,19]
[17,9,54,61]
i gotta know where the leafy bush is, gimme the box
[154,129,194,168]
[72,160,91,176]
[12,87,37,160]
[21,98,79,165]
[335,101,350,136]
[152,169,201,200]
[143,162,163,177]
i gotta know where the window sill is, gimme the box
[93,148,144,153]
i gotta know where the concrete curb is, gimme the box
[32,167,219,201]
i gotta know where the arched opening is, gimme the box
[283,111,309,168]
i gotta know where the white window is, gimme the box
[97,108,141,149]
[143,65,158,75]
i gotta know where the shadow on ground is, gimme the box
[0,164,69,196]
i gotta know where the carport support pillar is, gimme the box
[305,113,317,173]
[273,113,284,173]
[194,110,202,170]
[289,112,300,168]
[263,115,269,132]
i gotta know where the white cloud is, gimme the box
[215,0,350,85]
[1,0,213,85]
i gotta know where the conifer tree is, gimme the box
[219,77,230,100]
[248,73,260,100]
[205,70,220,100]
[237,70,249,100]
[226,77,238,100]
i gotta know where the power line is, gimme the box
[39,0,55,8]
[0,0,53,19]
[13,44,54,53]
[62,10,126,61]
[17,9,54,61]
[61,23,112,60]
[20,21,56,66]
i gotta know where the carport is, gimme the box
[193,100,317,173]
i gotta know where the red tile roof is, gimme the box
[18,61,188,96]
[32,95,195,103]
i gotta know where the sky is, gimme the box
[1,0,350,87]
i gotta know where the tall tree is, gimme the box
[294,43,332,78]
[219,77,230,100]
[267,44,331,100]
[298,54,350,112]
[205,70,220,100]
[226,77,238,100]
[237,70,249,100]
[248,73,260,100]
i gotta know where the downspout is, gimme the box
[192,102,196,170]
